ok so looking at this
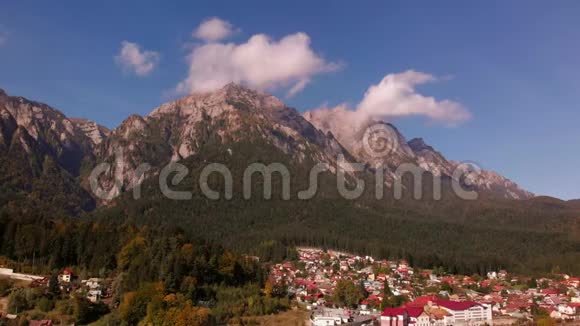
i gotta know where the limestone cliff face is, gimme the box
[0,89,99,176]
[0,89,97,213]
[94,83,351,198]
[69,118,110,147]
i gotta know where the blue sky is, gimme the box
[0,1,579,199]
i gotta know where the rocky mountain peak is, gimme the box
[221,81,247,93]
[220,82,285,111]
[112,114,148,139]
[149,83,284,121]
[70,118,110,146]
[408,137,435,153]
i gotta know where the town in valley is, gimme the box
[269,248,580,325]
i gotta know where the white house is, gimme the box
[84,278,102,289]
[311,308,351,325]
[87,289,102,303]
[436,300,493,326]
[58,269,74,283]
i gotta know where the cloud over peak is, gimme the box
[177,19,341,97]
[356,70,471,125]
[193,17,236,42]
[305,70,471,137]
[114,41,160,76]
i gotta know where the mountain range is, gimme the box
[0,84,534,208]
[1,84,579,274]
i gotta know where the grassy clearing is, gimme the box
[239,308,309,326]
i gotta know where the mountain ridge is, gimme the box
[304,109,533,200]
[0,85,534,207]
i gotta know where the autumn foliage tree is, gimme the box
[332,280,365,308]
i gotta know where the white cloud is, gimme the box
[114,41,160,76]
[306,70,470,131]
[303,102,360,143]
[356,70,470,125]
[176,32,340,96]
[193,17,236,42]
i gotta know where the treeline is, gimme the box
[0,206,293,324]
[101,175,580,277]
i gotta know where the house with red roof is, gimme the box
[566,277,580,288]
[406,295,437,308]
[380,306,424,326]
[421,305,453,326]
[382,298,493,326]
[58,268,74,283]
[463,278,476,286]
[493,285,505,292]
[543,294,562,306]
[440,277,455,285]
[541,289,558,296]
[480,279,492,288]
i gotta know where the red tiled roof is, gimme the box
[541,289,558,295]
[381,307,424,318]
[406,295,437,307]
[435,299,481,311]
[480,280,492,287]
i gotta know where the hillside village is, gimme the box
[0,267,113,325]
[0,247,578,325]
[269,248,580,325]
